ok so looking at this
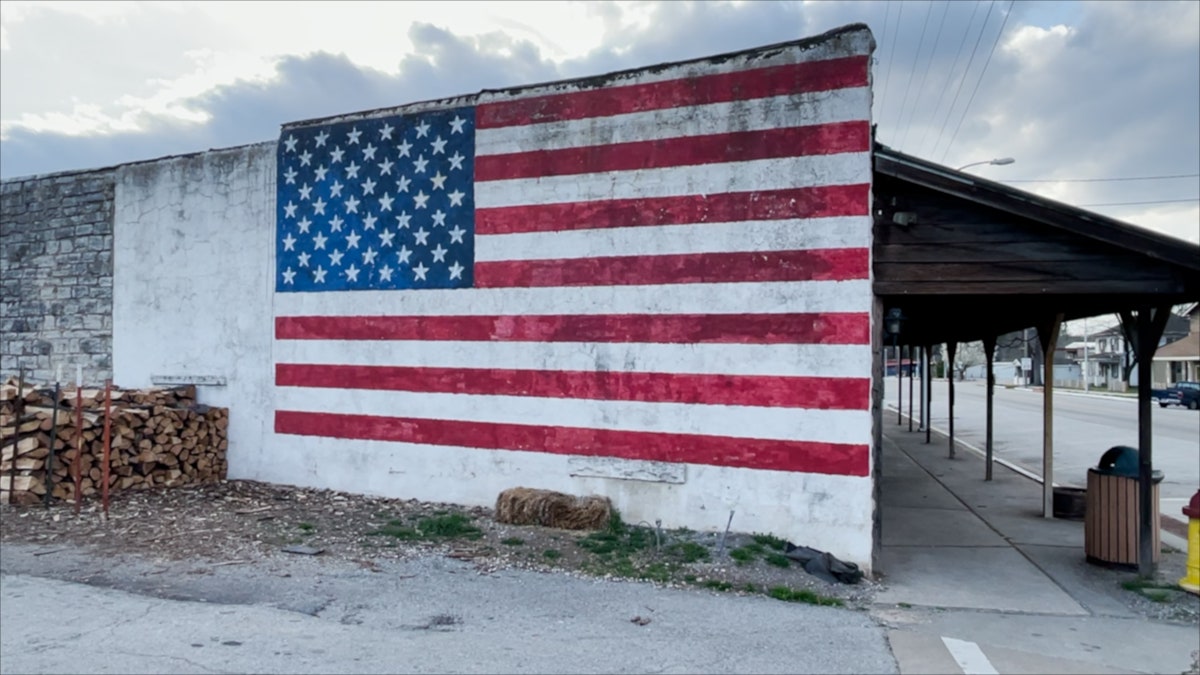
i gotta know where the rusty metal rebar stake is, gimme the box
[101,379,113,517]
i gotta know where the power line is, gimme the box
[899,0,952,149]
[930,0,995,159]
[940,0,1016,162]
[1080,198,1199,207]
[878,2,902,130]
[919,1,982,155]
[1005,173,1200,183]
[894,1,935,147]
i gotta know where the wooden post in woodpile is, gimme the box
[45,381,61,507]
[101,379,113,517]
[73,366,84,515]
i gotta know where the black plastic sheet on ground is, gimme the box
[783,543,864,584]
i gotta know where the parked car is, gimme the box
[1153,381,1200,409]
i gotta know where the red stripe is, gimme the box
[276,363,870,410]
[275,410,869,476]
[475,184,868,235]
[276,312,870,344]
[475,248,868,288]
[476,56,869,128]
[475,122,869,181]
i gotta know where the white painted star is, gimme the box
[431,244,448,263]
[284,135,298,152]
[397,139,413,157]
[448,152,464,171]
[395,212,412,229]
[448,261,464,280]
[282,233,297,251]
[284,166,298,184]
[397,246,413,264]
[413,262,429,281]
[447,189,465,207]
[378,193,394,211]
[313,265,328,284]
[298,183,313,200]
[347,127,362,145]
[345,263,361,281]
[330,180,344,197]
[396,175,411,193]
[329,249,345,266]
[314,130,330,147]
[412,154,429,173]
[313,232,329,250]
[346,230,362,249]
[448,225,467,244]
[330,215,345,232]
[345,195,360,214]
[314,165,329,181]
[449,116,466,134]
[297,251,311,267]
[312,197,327,215]
[362,143,377,161]
[379,123,394,140]
[413,190,430,209]
[430,135,447,155]
[282,267,296,284]
[362,247,378,265]
[379,228,396,247]
[283,201,298,218]
[378,158,394,175]
[363,213,378,230]
[413,227,430,246]
[345,161,361,179]
[330,146,345,163]
[361,177,377,195]
[431,210,447,227]
[299,150,312,166]
[298,217,313,234]
[415,121,431,138]
[430,171,447,190]
[378,264,394,282]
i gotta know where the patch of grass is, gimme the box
[764,552,790,569]
[417,513,482,539]
[578,513,652,557]
[729,546,757,566]
[365,523,420,540]
[542,549,562,560]
[1121,578,1178,592]
[638,562,673,583]
[1144,590,1171,603]
[741,583,759,593]
[501,537,525,547]
[702,580,733,592]
[767,586,844,607]
[667,541,710,563]
[683,574,697,583]
[752,533,789,551]
[297,522,316,533]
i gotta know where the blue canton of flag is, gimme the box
[276,108,475,292]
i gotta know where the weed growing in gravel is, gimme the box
[501,537,525,546]
[543,549,562,560]
[752,533,789,551]
[764,552,790,568]
[667,541,710,563]
[729,546,757,566]
[365,514,482,541]
[297,522,316,533]
[702,580,733,592]
[768,586,844,607]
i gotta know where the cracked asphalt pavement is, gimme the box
[0,543,897,674]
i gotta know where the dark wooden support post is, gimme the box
[947,340,957,459]
[1136,304,1172,576]
[983,334,997,481]
[924,344,933,444]
[896,344,903,425]
[1037,314,1064,518]
[908,345,915,432]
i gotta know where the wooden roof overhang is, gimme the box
[871,145,1200,346]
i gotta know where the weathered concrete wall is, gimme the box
[0,170,116,384]
[111,143,276,480]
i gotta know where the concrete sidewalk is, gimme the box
[875,424,1199,675]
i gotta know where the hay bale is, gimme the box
[494,487,612,530]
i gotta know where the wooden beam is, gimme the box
[947,340,957,459]
[1037,314,1064,518]
[924,344,933,444]
[908,344,915,432]
[1137,304,1173,576]
[983,334,997,482]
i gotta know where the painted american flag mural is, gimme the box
[272,28,875,488]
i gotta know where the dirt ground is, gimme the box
[0,479,880,609]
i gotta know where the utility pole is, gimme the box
[1083,317,1090,392]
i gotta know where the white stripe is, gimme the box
[274,341,872,379]
[475,88,870,155]
[940,637,999,675]
[474,34,872,109]
[476,217,869,262]
[274,386,872,444]
[274,279,872,317]
[474,153,869,208]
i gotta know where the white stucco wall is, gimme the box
[112,144,276,480]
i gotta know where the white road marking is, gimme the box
[941,636,998,675]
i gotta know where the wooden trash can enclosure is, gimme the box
[1084,446,1162,569]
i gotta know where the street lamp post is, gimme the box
[956,157,1015,171]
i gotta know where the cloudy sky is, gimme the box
[1,0,1197,243]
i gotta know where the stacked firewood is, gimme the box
[0,377,228,505]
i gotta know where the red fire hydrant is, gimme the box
[1181,490,1200,595]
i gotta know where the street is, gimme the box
[884,378,1200,516]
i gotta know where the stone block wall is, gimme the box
[0,169,116,384]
